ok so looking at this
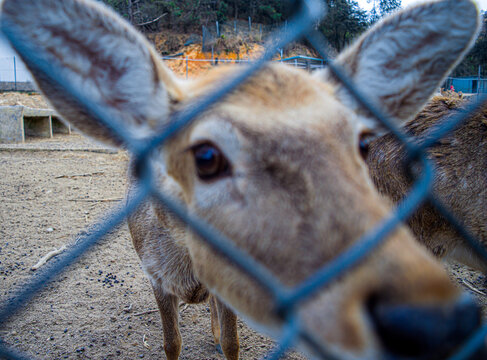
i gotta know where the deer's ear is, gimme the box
[0,0,184,146]
[318,0,480,132]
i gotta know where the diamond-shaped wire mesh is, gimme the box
[1,0,487,359]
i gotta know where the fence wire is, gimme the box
[1,0,487,359]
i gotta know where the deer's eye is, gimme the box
[192,143,231,181]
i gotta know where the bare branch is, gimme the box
[136,13,167,27]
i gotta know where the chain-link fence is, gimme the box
[161,55,325,79]
[0,56,35,91]
[1,0,487,359]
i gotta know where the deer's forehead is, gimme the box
[182,64,336,109]
[180,109,359,175]
[179,64,357,138]
[167,64,363,170]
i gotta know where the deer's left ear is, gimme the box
[316,0,480,132]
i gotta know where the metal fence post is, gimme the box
[202,25,205,52]
[478,65,481,101]
[13,55,16,91]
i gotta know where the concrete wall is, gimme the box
[0,81,37,92]
[0,106,24,142]
[0,105,69,143]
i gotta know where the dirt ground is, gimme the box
[0,92,50,109]
[0,134,307,360]
[1,94,487,360]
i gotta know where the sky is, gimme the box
[357,0,487,11]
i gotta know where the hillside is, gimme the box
[145,30,319,77]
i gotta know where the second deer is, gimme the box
[366,92,487,273]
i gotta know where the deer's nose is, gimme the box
[369,292,485,359]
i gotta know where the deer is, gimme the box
[365,92,487,274]
[1,0,486,359]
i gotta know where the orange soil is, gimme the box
[163,43,265,78]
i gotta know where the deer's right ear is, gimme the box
[0,0,183,146]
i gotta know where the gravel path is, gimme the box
[0,133,118,153]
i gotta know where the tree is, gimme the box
[367,0,401,23]
[452,11,487,77]
[100,0,168,29]
[319,0,369,53]
[97,0,372,38]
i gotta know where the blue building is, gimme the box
[443,76,487,94]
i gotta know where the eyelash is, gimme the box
[359,132,374,160]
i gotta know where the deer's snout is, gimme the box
[369,292,484,359]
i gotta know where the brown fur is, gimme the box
[367,94,487,272]
[126,164,239,359]
[1,0,483,358]
[165,66,461,351]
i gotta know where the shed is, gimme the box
[0,105,70,143]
